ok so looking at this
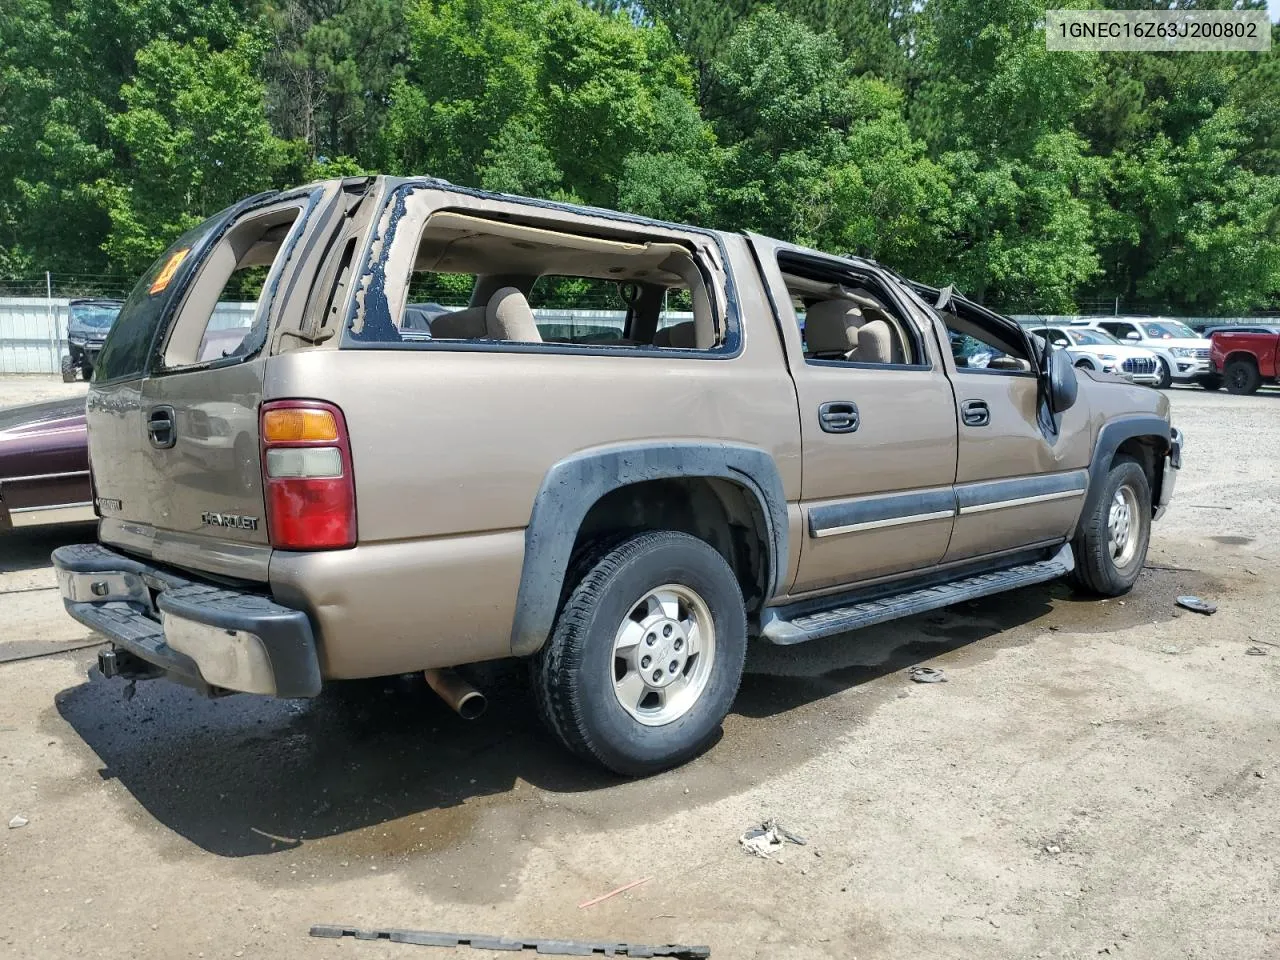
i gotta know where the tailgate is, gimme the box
[87,184,350,581]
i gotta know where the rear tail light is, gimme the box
[260,400,356,550]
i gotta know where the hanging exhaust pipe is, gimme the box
[423,668,487,720]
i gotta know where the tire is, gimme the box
[1070,457,1151,597]
[1154,358,1173,390]
[532,531,747,776]
[1199,374,1222,391]
[1074,359,1094,370]
[60,354,77,383]
[81,361,94,381]
[1224,358,1261,395]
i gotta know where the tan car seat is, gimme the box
[653,322,696,348]
[856,319,894,364]
[485,287,543,343]
[804,300,864,359]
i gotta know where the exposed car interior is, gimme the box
[165,206,302,368]
[776,255,920,366]
[933,301,1035,372]
[396,212,720,351]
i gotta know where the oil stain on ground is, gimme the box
[47,565,1227,899]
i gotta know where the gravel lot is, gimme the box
[1,376,1278,960]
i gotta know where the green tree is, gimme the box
[386,0,712,212]
[263,0,408,164]
[1109,108,1280,314]
[384,0,543,183]
[705,10,948,272]
[103,36,293,273]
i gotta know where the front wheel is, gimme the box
[60,354,77,383]
[532,531,747,776]
[1154,358,1173,390]
[1070,457,1151,596]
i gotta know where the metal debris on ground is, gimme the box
[8,815,29,829]
[310,925,710,958]
[578,876,652,909]
[908,666,947,683]
[1246,646,1268,656]
[739,819,807,859]
[0,638,105,665]
[1175,595,1217,615]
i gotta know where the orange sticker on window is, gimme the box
[149,248,190,295]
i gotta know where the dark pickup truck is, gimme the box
[1210,328,1280,394]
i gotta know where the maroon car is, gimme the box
[0,397,93,529]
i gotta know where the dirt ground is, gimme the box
[1,376,1278,960]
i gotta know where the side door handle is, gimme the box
[960,399,990,427]
[147,405,177,449]
[818,401,860,434]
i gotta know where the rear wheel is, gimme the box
[1070,457,1151,597]
[532,531,747,776]
[60,355,77,383]
[1154,358,1173,390]
[1225,358,1261,395]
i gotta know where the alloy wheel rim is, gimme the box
[1108,484,1140,567]
[611,584,716,727]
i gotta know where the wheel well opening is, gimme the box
[567,477,771,619]
[1115,436,1162,510]
[1225,351,1258,368]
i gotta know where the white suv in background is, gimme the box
[1028,324,1161,385]
[1084,318,1217,390]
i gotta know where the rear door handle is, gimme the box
[818,401,860,434]
[960,400,990,427]
[147,405,177,449]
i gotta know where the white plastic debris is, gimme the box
[8,815,29,829]
[908,666,947,683]
[739,819,807,859]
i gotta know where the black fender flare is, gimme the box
[510,442,789,657]
[1082,415,1171,522]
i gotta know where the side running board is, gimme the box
[760,544,1074,645]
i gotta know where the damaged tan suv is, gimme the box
[54,176,1182,774]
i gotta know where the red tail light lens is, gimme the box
[260,400,356,550]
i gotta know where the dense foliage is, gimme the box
[0,0,1276,313]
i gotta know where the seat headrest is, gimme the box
[857,319,892,364]
[430,305,486,339]
[486,287,542,343]
[653,321,696,348]
[804,300,864,356]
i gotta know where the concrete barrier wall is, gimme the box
[0,300,257,374]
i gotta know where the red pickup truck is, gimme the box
[1210,326,1280,395]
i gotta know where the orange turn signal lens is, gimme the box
[262,408,339,443]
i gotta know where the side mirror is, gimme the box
[1125,331,1141,341]
[1047,345,1079,412]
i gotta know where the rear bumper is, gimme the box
[1154,427,1182,521]
[52,543,321,697]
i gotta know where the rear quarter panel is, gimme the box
[1211,332,1278,377]
[265,237,802,677]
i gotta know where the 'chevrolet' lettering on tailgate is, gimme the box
[201,511,259,531]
